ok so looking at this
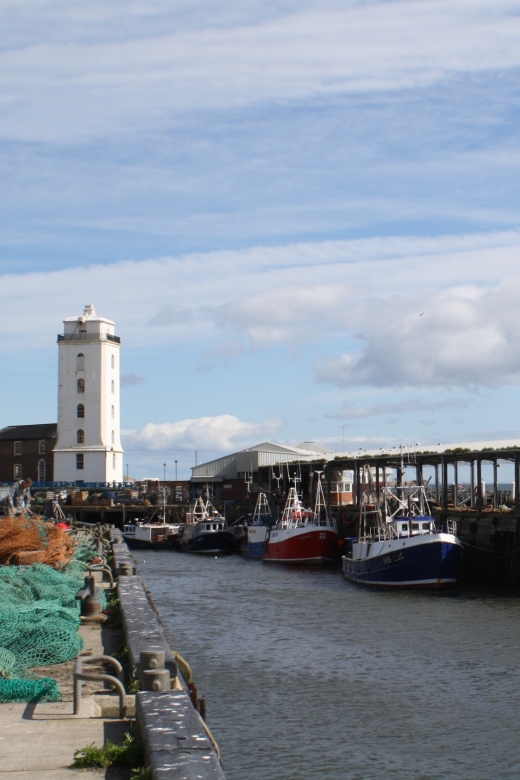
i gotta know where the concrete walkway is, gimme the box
[0,624,133,779]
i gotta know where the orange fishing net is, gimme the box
[0,515,74,568]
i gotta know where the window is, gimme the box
[76,454,84,470]
[111,405,115,420]
[77,378,85,393]
[77,404,85,418]
[38,440,45,454]
[77,429,85,444]
[111,430,114,444]
[38,459,46,482]
[13,441,22,455]
[77,353,85,371]
[111,354,114,369]
[111,380,114,394]
[14,464,22,479]
[112,453,116,469]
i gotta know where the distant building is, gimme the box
[0,423,57,483]
[53,304,123,483]
[191,441,335,502]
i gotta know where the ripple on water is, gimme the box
[136,550,520,780]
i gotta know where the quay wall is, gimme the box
[110,530,226,779]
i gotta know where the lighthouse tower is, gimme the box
[53,304,123,484]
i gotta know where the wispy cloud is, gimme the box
[2,1,520,142]
[331,397,473,419]
[121,372,146,387]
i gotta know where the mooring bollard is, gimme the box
[118,561,133,576]
[75,574,106,622]
[141,668,171,691]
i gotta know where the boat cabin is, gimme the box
[391,516,435,537]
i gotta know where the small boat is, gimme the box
[123,487,180,549]
[241,493,275,559]
[179,497,235,555]
[123,519,180,549]
[342,468,463,589]
[263,473,339,564]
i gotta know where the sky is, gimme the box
[2,0,520,479]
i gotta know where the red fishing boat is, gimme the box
[263,472,339,564]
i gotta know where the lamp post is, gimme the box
[175,460,178,481]
[163,463,166,483]
[126,463,129,482]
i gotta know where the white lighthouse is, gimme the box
[53,304,123,484]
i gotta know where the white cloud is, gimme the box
[316,279,520,388]
[122,414,284,451]
[2,229,520,390]
[2,1,520,141]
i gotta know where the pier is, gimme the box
[258,444,520,587]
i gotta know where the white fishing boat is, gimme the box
[123,487,180,549]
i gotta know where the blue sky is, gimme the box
[2,0,520,479]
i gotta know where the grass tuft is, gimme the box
[71,732,143,769]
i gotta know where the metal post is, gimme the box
[375,462,380,502]
[453,462,458,507]
[515,453,520,517]
[326,464,332,516]
[441,456,448,512]
[416,462,422,488]
[477,457,483,513]
[493,460,498,509]
[435,464,440,503]
[470,460,476,508]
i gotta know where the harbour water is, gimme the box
[136,551,520,780]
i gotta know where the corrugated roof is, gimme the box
[0,423,57,441]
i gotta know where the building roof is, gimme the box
[64,303,115,326]
[191,441,335,480]
[0,424,57,441]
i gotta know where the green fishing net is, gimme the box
[0,550,107,702]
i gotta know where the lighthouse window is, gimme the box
[76,454,84,470]
[112,453,116,468]
[111,405,115,420]
[77,404,85,418]
[77,429,85,444]
[111,355,114,369]
[77,353,85,371]
[77,378,85,393]
[111,380,114,394]
[111,430,115,444]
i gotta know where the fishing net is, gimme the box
[0,524,108,702]
[0,515,74,568]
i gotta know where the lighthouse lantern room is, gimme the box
[53,304,123,483]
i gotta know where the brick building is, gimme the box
[0,424,57,483]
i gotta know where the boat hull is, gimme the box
[242,525,269,559]
[342,533,463,589]
[180,530,235,555]
[263,526,339,564]
[123,536,171,550]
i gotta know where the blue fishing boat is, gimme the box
[241,492,274,559]
[342,470,463,590]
